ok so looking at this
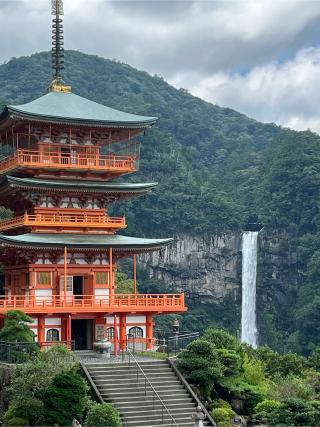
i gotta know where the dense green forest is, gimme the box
[0,51,320,354]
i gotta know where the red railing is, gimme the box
[0,294,186,314]
[0,213,126,231]
[0,149,137,174]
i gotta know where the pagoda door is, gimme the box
[59,276,73,302]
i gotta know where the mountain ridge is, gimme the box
[1,50,320,354]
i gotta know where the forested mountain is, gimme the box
[1,51,320,354]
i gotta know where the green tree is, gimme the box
[115,271,134,294]
[4,397,44,426]
[0,310,35,342]
[8,345,75,401]
[178,339,224,398]
[43,369,88,426]
[85,403,122,427]
[202,328,238,350]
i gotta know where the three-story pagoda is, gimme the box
[0,0,186,351]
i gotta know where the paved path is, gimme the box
[74,350,163,364]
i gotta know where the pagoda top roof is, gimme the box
[0,233,172,252]
[2,91,157,129]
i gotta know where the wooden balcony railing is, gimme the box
[0,294,186,314]
[0,213,126,231]
[0,149,137,174]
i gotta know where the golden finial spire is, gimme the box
[49,0,71,93]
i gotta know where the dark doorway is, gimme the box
[73,276,83,297]
[72,319,93,350]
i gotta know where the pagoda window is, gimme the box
[128,327,143,339]
[95,272,109,285]
[38,272,52,286]
[46,328,59,342]
[106,327,114,340]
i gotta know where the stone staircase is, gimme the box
[83,359,214,427]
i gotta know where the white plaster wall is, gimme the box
[45,317,61,326]
[126,315,146,324]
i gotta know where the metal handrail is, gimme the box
[128,349,178,426]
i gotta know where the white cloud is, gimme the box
[175,47,320,132]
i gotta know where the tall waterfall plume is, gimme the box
[241,231,259,348]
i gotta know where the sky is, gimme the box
[1,0,320,132]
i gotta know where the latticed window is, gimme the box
[46,328,59,342]
[106,327,114,340]
[95,272,108,285]
[129,327,143,338]
[38,272,52,286]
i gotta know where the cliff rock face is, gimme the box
[140,233,242,301]
[257,231,302,348]
[140,232,301,348]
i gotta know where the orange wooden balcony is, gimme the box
[0,149,137,175]
[0,213,126,232]
[0,293,186,314]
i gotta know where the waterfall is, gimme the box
[241,231,259,348]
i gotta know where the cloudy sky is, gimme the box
[1,0,320,132]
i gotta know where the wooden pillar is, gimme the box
[119,314,127,351]
[146,314,154,351]
[64,247,67,301]
[38,315,45,347]
[109,248,114,303]
[133,255,137,294]
[67,315,72,349]
[113,314,118,356]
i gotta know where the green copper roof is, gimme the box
[0,233,172,251]
[5,92,157,128]
[3,175,157,194]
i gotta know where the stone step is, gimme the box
[83,359,214,427]
[124,414,194,427]
[98,384,185,394]
[88,366,172,375]
[85,360,167,369]
[117,398,197,412]
[94,378,179,386]
[101,390,190,399]
[121,407,196,416]
[105,396,193,406]
[90,371,176,380]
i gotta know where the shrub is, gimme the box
[43,369,88,426]
[253,399,282,423]
[212,407,235,427]
[279,353,309,377]
[178,339,224,398]
[6,417,28,426]
[8,345,75,401]
[4,397,44,426]
[85,403,122,427]
[222,377,266,415]
[0,310,36,343]
[211,399,233,410]
[202,328,238,350]
[268,374,315,401]
[309,348,320,370]
[242,355,266,387]
[255,398,320,426]
[216,349,241,377]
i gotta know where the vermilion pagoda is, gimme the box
[0,1,186,351]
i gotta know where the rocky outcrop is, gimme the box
[140,231,302,348]
[140,233,242,301]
